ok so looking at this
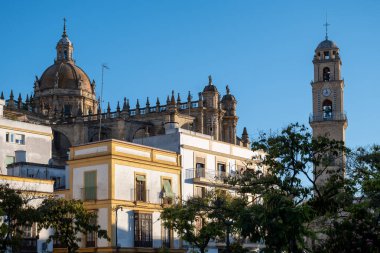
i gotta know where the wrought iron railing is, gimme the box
[81,187,97,201]
[309,112,347,123]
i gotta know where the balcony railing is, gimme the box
[81,187,97,201]
[186,168,235,181]
[131,188,150,202]
[309,112,347,123]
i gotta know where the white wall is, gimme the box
[114,164,180,203]
[0,118,52,174]
[72,164,109,200]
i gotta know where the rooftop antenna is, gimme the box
[98,63,109,141]
[323,14,330,40]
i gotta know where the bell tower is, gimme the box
[310,24,348,185]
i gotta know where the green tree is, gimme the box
[229,123,351,253]
[315,145,380,252]
[37,198,109,253]
[161,191,246,253]
[0,184,38,253]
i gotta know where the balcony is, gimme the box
[81,187,97,201]
[186,168,233,185]
[309,112,347,123]
[131,188,150,203]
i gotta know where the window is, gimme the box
[322,100,333,119]
[15,134,25,145]
[5,156,15,167]
[136,175,146,202]
[64,105,72,116]
[6,133,25,145]
[324,51,330,60]
[195,186,206,198]
[323,67,331,81]
[134,213,152,247]
[217,162,226,179]
[195,157,205,178]
[84,171,97,201]
[86,214,97,247]
[162,225,171,248]
[162,179,174,204]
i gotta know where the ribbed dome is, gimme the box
[221,85,236,102]
[57,36,72,47]
[203,85,218,92]
[316,39,338,50]
[221,93,236,102]
[39,62,92,92]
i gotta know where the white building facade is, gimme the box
[0,99,53,174]
[134,127,264,252]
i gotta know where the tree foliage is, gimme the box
[161,191,246,253]
[0,184,38,252]
[37,198,109,253]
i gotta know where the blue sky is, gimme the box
[0,0,379,148]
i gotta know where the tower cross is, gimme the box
[63,17,67,37]
[323,17,330,40]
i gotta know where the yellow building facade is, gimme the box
[63,139,184,252]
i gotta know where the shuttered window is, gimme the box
[84,171,97,201]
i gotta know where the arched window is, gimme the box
[322,100,332,119]
[323,67,330,81]
[64,50,67,60]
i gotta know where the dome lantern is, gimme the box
[56,18,74,62]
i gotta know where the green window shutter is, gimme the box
[163,180,174,199]
[5,156,15,166]
[84,171,96,200]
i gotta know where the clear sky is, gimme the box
[0,0,379,148]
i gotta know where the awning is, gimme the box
[163,180,175,199]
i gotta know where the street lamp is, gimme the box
[115,205,123,250]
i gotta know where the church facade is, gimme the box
[1,23,250,165]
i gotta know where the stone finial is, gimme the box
[136,99,140,109]
[17,93,22,109]
[122,97,128,111]
[226,85,230,95]
[187,91,192,102]
[0,91,4,100]
[25,94,30,104]
[146,97,150,108]
[156,97,160,106]
[9,90,14,100]
[171,90,176,105]
[208,75,213,85]
[107,102,111,113]
[116,101,120,112]
[242,127,250,147]
[198,92,203,101]
[166,95,170,105]
[177,93,181,105]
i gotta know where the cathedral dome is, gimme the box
[39,62,93,93]
[316,39,338,50]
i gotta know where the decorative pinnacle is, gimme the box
[62,18,67,37]
[226,85,230,95]
[323,15,330,40]
[208,75,213,85]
